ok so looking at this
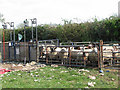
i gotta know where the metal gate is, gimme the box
[99,40,120,69]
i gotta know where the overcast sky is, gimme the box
[0,0,119,28]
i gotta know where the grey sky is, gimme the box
[0,0,119,28]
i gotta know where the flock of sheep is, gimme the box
[38,43,120,66]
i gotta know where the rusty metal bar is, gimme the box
[68,47,71,66]
[46,46,48,64]
[83,52,86,67]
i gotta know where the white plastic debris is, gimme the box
[30,61,36,66]
[13,78,16,80]
[26,63,31,67]
[83,73,85,75]
[12,64,16,67]
[7,74,10,76]
[30,73,33,76]
[35,75,39,77]
[93,82,96,84]
[64,71,68,72]
[34,79,38,82]
[79,69,89,72]
[40,64,46,67]
[52,75,54,77]
[88,75,96,80]
[17,64,24,67]
[50,69,55,71]
[111,78,115,81]
[85,86,89,88]
[47,77,52,80]
[51,64,58,67]
[18,73,21,76]
[99,73,104,76]
[88,82,95,87]
[72,75,77,76]
[60,71,64,73]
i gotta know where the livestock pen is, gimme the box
[38,41,100,68]
[1,40,120,69]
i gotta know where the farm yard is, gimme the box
[0,38,120,89]
[0,40,120,88]
[1,1,120,88]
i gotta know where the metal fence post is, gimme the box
[3,31,5,61]
[24,26,26,64]
[112,51,115,65]
[14,43,16,61]
[8,45,10,62]
[46,46,48,64]
[68,47,71,66]
[28,44,31,63]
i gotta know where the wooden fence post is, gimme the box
[97,45,100,69]
[100,40,103,68]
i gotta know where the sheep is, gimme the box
[71,50,83,60]
[87,50,98,67]
[46,47,69,64]
[39,47,51,59]
[58,48,68,59]
[70,47,83,60]
[47,47,63,60]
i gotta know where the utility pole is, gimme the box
[30,18,37,42]
[7,22,15,60]
[118,1,120,18]
[30,18,38,62]
[30,19,33,41]
[35,18,37,42]
[2,23,7,61]
[10,27,12,41]
[7,22,15,42]
[23,19,29,64]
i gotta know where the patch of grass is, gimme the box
[1,66,119,88]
